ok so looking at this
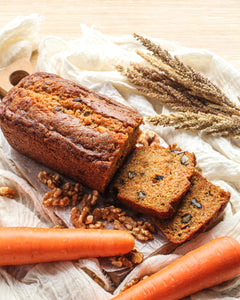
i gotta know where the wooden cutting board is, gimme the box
[0,58,34,97]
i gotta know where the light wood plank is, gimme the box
[0,0,239,70]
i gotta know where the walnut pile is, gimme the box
[38,171,83,207]
[0,187,17,198]
[71,202,156,241]
[39,171,156,240]
[109,247,144,268]
[94,206,156,241]
[39,172,155,269]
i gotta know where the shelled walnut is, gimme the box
[71,190,105,229]
[38,171,84,207]
[109,247,144,268]
[61,182,84,206]
[137,130,160,147]
[38,171,61,188]
[0,187,17,198]
[43,188,70,207]
[71,206,105,229]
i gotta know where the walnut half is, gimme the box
[109,247,144,268]
[38,171,61,189]
[0,187,17,198]
[71,190,105,229]
[38,171,84,207]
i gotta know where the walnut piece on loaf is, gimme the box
[137,130,161,147]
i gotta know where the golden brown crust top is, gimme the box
[0,72,143,162]
[14,72,142,126]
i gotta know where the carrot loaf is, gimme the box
[0,72,143,193]
[110,145,196,219]
[153,172,230,244]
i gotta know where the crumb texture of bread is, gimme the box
[153,172,230,244]
[110,145,196,219]
[0,72,143,193]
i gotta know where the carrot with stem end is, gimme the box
[0,227,135,266]
[112,236,240,300]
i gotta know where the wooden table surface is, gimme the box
[0,0,240,71]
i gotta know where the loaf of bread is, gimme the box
[153,172,230,244]
[110,145,196,219]
[0,72,143,193]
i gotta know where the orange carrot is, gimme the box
[0,227,135,266]
[112,236,240,300]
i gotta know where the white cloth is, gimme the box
[0,14,240,299]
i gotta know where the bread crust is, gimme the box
[0,72,143,193]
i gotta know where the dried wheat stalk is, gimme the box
[147,112,240,139]
[118,34,240,138]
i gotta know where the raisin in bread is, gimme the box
[0,72,143,193]
[153,172,230,244]
[110,145,196,219]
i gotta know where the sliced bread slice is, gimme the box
[110,145,196,219]
[153,171,230,244]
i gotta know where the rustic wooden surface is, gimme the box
[0,0,239,71]
[0,59,35,96]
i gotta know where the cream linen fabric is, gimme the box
[0,14,239,299]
